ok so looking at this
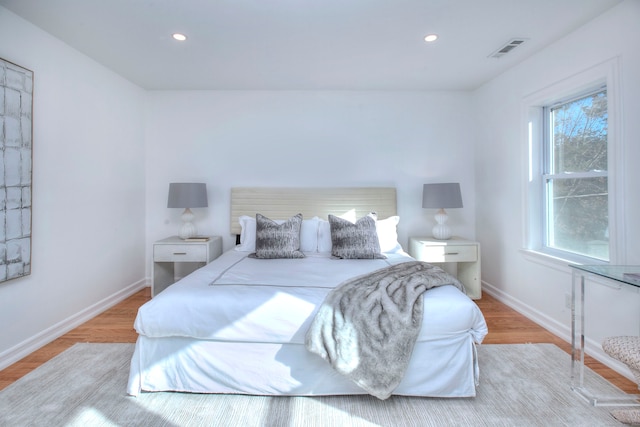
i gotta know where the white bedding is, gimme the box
[128,249,488,397]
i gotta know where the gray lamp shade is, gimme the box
[167,183,208,208]
[422,183,463,209]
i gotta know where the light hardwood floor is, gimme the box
[0,288,637,394]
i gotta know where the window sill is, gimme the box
[519,248,582,274]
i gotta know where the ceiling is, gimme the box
[0,0,622,91]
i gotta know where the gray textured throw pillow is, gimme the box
[253,213,305,259]
[329,213,386,259]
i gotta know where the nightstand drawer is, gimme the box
[415,244,477,263]
[152,236,223,297]
[408,237,481,299]
[154,244,207,262]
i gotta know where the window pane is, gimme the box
[550,90,607,174]
[547,177,608,260]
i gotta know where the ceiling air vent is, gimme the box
[489,38,527,58]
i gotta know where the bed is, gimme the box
[127,187,488,399]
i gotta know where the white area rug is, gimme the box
[0,343,629,426]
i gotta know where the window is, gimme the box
[543,88,608,261]
[523,58,622,265]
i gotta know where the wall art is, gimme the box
[0,58,33,282]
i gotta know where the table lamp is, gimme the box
[167,183,208,239]
[422,183,463,240]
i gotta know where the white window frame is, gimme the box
[521,58,624,266]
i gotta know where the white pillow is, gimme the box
[317,219,332,253]
[236,215,320,252]
[236,215,258,252]
[299,217,321,252]
[376,215,402,253]
[318,215,402,253]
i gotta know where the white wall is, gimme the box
[144,90,477,272]
[473,0,640,373]
[0,8,147,367]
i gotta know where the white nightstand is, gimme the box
[408,237,481,299]
[152,236,223,297]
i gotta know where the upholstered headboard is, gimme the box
[230,187,397,235]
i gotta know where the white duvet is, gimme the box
[135,250,487,345]
[129,249,488,397]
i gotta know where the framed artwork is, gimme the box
[0,58,33,282]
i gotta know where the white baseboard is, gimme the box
[482,281,636,384]
[0,279,149,371]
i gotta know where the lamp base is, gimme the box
[432,208,452,240]
[179,208,198,239]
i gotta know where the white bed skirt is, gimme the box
[127,334,479,398]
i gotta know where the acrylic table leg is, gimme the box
[571,271,585,393]
[570,269,640,406]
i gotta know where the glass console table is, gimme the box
[570,265,640,406]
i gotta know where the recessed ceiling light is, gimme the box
[172,33,187,41]
[424,34,438,43]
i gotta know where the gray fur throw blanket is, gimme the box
[305,261,465,400]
